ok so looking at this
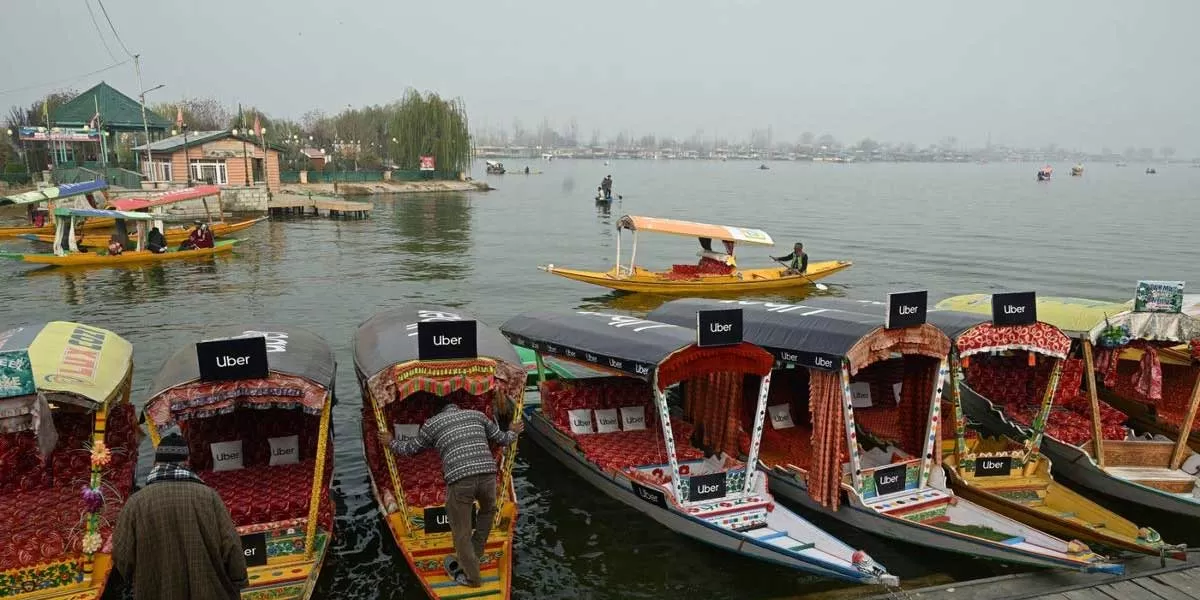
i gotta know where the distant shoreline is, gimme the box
[279,180,491,198]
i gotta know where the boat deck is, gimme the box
[269,195,372,219]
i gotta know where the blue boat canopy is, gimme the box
[0,179,108,207]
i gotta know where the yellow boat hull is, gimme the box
[2,240,238,266]
[2,553,113,600]
[22,217,268,246]
[239,530,330,600]
[0,219,113,238]
[541,260,852,293]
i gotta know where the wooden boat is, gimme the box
[504,309,897,585]
[0,179,111,237]
[20,216,267,246]
[0,207,239,267]
[354,306,526,599]
[143,326,337,599]
[647,298,1122,573]
[0,321,137,600]
[1071,164,1084,177]
[540,215,851,294]
[803,296,1176,555]
[938,293,1200,518]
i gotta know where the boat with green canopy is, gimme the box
[0,179,111,237]
[938,290,1200,518]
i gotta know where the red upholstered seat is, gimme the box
[760,424,815,469]
[201,461,333,529]
[571,419,705,471]
[854,406,902,443]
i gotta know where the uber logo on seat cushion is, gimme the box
[240,533,268,567]
[211,439,244,472]
[418,321,477,360]
[992,292,1037,326]
[268,435,299,466]
[197,336,269,382]
[696,309,743,347]
[688,472,727,502]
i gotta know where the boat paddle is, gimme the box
[772,257,829,291]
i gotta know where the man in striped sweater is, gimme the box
[379,400,523,587]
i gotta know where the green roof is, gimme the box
[52,82,172,131]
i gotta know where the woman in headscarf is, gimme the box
[147,227,167,253]
[107,234,124,256]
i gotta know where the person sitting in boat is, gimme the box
[697,237,736,272]
[772,242,808,275]
[600,175,613,200]
[147,227,167,254]
[524,166,530,174]
[378,398,524,588]
[196,223,215,249]
[107,235,124,256]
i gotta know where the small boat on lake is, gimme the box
[143,326,337,599]
[647,297,1123,573]
[485,161,506,175]
[504,309,897,585]
[0,322,137,600]
[1037,165,1054,181]
[540,215,851,294]
[0,179,111,237]
[354,306,525,600]
[1071,164,1084,177]
[938,293,1200,519]
[0,207,238,267]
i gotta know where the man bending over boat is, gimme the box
[379,400,524,588]
[772,242,808,275]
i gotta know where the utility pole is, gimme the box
[134,55,154,183]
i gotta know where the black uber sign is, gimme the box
[418,320,477,361]
[885,290,928,330]
[973,455,1013,477]
[696,309,743,347]
[197,336,268,382]
[240,532,268,567]
[423,505,477,533]
[992,292,1037,326]
[687,472,727,502]
[631,480,668,508]
[872,463,908,497]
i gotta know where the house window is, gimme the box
[143,160,173,182]
[189,160,228,185]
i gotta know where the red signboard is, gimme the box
[419,155,435,171]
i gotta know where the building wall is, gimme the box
[151,138,281,192]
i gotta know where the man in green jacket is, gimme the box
[772,242,808,275]
[113,433,247,599]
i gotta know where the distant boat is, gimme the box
[1037,165,1053,181]
[1070,164,1084,177]
[1146,167,1158,174]
[758,164,770,170]
[1115,161,1128,167]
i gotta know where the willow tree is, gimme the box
[389,90,472,175]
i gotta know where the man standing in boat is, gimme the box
[379,400,524,588]
[113,432,248,599]
[772,242,808,275]
[600,174,613,200]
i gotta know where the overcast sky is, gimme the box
[2,0,1197,153]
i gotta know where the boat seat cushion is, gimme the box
[569,419,705,472]
[182,408,319,472]
[201,460,334,530]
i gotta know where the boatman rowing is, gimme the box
[772,242,808,275]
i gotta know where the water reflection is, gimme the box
[387,193,472,282]
[575,286,849,315]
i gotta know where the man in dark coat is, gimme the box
[113,433,247,600]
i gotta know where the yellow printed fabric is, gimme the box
[28,321,133,405]
[936,294,1129,337]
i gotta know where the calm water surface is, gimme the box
[2,161,1198,599]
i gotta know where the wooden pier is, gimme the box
[268,194,372,219]
[862,551,1200,600]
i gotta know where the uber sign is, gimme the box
[974,456,1013,477]
[197,336,269,382]
[687,472,727,502]
[696,309,743,347]
[886,290,928,330]
[418,320,477,360]
[631,480,668,508]
[240,533,268,567]
[873,463,908,497]
[992,292,1037,327]
[423,505,477,533]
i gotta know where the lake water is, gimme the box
[2,160,1198,599]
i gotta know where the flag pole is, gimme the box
[94,95,107,169]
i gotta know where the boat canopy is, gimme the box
[937,294,1200,344]
[648,298,950,374]
[615,215,775,246]
[52,206,191,222]
[0,321,132,409]
[0,179,108,207]
[501,309,774,389]
[802,297,1072,359]
[108,185,221,211]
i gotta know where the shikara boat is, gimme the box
[0,321,137,600]
[354,306,526,599]
[504,309,897,585]
[802,296,1174,555]
[539,215,851,294]
[143,326,337,599]
[0,207,238,267]
[21,217,266,246]
[0,179,111,237]
[938,293,1200,518]
[648,298,1123,573]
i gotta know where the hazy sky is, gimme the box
[3,0,1197,153]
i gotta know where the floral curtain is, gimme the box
[898,356,939,456]
[807,370,844,510]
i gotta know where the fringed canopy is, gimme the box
[657,342,775,391]
[145,372,328,429]
[845,323,949,374]
[394,359,496,404]
[955,322,1072,359]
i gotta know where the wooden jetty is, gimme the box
[860,551,1200,600]
[268,194,372,219]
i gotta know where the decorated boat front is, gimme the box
[648,297,1123,573]
[503,309,894,585]
[354,306,525,600]
[0,322,136,600]
[143,326,337,600]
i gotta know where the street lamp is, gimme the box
[138,83,165,183]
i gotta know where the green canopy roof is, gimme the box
[52,82,171,131]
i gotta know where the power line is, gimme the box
[84,0,117,62]
[0,59,130,98]
[94,0,134,58]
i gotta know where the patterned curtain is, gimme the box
[683,372,742,457]
[898,355,939,456]
[808,370,844,510]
